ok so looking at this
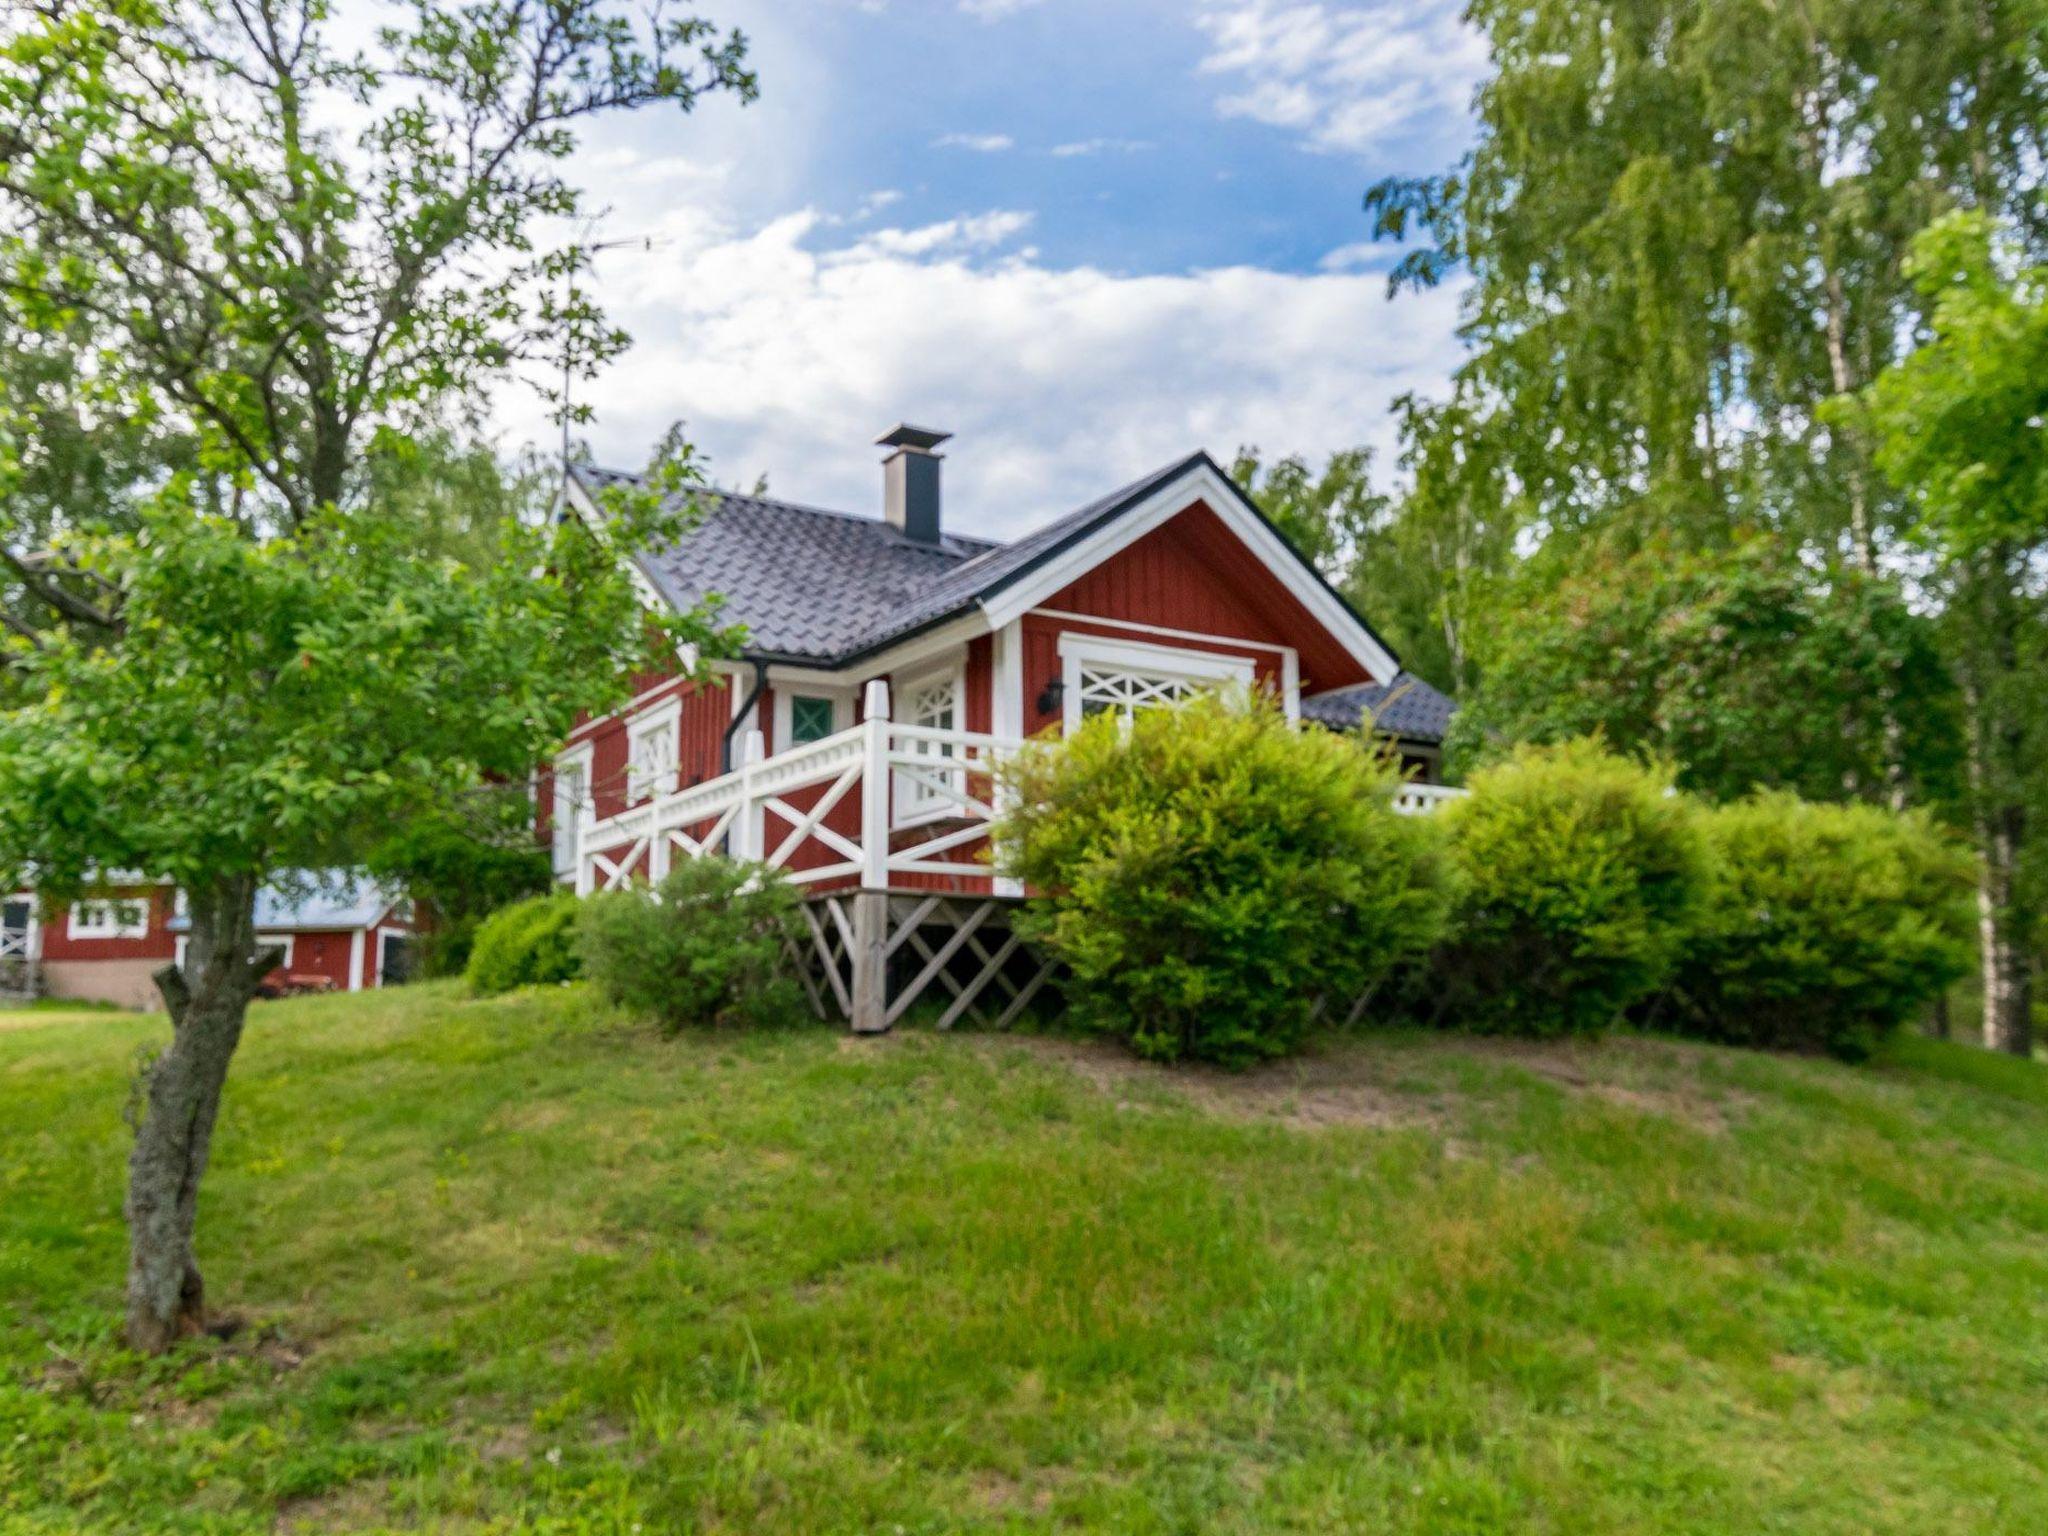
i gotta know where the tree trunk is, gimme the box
[1957,560,2036,1059]
[124,876,286,1353]
[1976,801,2034,1057]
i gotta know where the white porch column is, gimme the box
[989,620,1025,899]
[730,728,766,862]
[860,681,892,892]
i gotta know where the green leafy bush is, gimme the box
[1665,793,1974,1060]
[1001,693,1454,1068]
[1431,740,1707,1036]
[465,891,584,995]
[576,859,806,1032]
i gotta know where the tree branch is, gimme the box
[153,963,191,1028]
[3,549,123,632]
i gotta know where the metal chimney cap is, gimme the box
[876,424,952,453]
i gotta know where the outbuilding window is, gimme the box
[69,897,151,941]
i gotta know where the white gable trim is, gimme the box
[978,460,1398,685]
[1030,608,1296,656]
[563,474,672,614]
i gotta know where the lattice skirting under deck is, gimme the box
[794,890,1063,1034]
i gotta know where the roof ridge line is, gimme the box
[578,464,1005,548]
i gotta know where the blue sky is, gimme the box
[510,0,1486,538]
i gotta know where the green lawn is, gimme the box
[4,984,2046,1534]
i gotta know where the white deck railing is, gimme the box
[575,681,1464,895]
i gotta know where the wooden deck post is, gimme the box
[860,681,892,893]
[851,681,894,1032]
[848,890,890,1034]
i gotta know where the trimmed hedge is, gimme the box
[465,891,583,995]
[576,859,806,1033]
[1666,793,1974,1059]
[1430,740,1707,1037]
[1001,693,1453,1068]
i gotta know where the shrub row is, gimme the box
[467,701,1974,1070]
[1005,701,1974,1066]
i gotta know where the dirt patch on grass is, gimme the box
[1473,1034,1753,1134]
[974,1033,1449,1132]
[274,1479,395,1534]
[968,1029,1751,1136]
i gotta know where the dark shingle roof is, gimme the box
[573,454,1205,666]
[1302,675,1458,746]
[570,455,1422,716]
[576,467,999,661]
[824,453,1210,662]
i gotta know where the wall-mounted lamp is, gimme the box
[1036,676,1065,717]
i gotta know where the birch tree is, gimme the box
[1861,214,2047,1056]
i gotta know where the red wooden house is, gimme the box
[12,875,417,1009]
[544,427,1456,1032]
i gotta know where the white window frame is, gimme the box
[893,656,967,824]
[773,684,855,749]
[552,742,595,880]
[1057,633,1256,733]
[68,896,151,942]
[176,932,294,971]
[625,697,682,805]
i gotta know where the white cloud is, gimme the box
[1196,1,1487,155]
[840,209,1034,259]
[1050,137,1154,158]
[506,204,1464,539]
[932,131,1016,152]
[1317,241,1396,272]
[959,0,1043,18]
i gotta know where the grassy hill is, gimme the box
[4,983,2046,1534]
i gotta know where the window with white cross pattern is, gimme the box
[1074,663,1206,723]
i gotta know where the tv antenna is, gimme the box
[557,226,669,482]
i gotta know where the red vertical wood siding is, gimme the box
[540,672,733,843]
[284,931,356,991]
[964,635,992,734]
[1042,501,1375,696]
[683,675,735,783]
